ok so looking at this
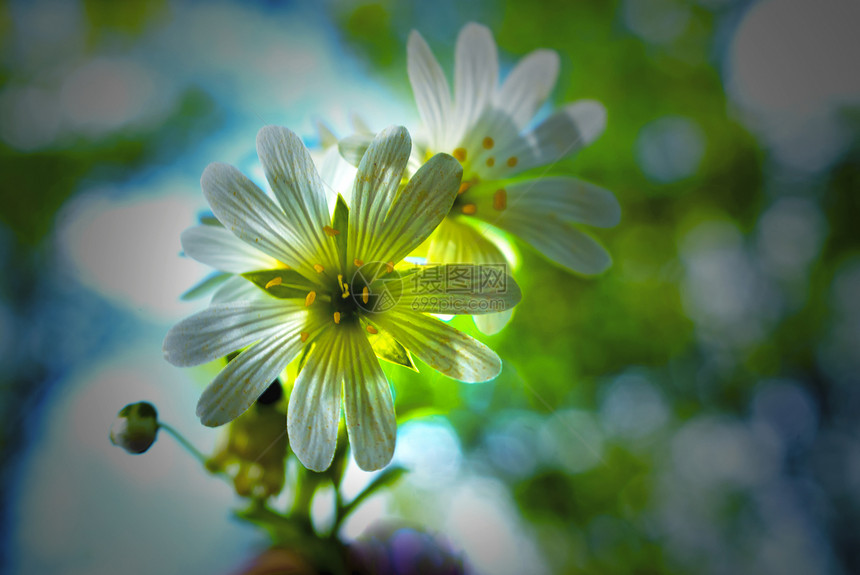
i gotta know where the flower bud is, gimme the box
[110,402,159,454]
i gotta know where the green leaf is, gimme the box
[332,193,349,271]
[365,324,418,372]
[241,269,316,300]
[180,271,231,300]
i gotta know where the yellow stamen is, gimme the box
[366,325,378,335]
[486,157,495,167]
[300,331,309,343]
[362,286,369,304]
[333,312,341,324]
[452,147,467,162]
[506,156,518,168]
[385,261,394,274]
[461,203,477,215]
[482,137,494,149]
[304,291,316,307]
[342,287,350,299]
[313,264,324,274]
[493,188,507,211]
[323,225,340,237]
[354,258,364,267]
[265,276,282,289]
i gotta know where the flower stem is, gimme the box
[158,422,228,481]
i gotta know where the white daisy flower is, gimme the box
[340,23,621,334]
[163,125,521,472]
[180,142,358,304]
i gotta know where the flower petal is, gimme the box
[471,177,620,228]
[349,126,412,268]
[196,327,303,427]
[163,300,305,367]
[256,125,339,270]
[288,328,343,472]
[337,133,372,168]
[407,30,451,152]
[181,225,280,274]
[318,146,357,213]
[425,218,516,334]
[372,310,501,383]
[370,152,462,264]
[393,263,521,315]
[474,308,513,335]
[494,49,560,130]
[495,100,607,175]
[493,211,612,275]
[452,23,498,146]
[343,330,396,471]
[201,162,321,281]
[210,274,268,304]
[425,217,506,265]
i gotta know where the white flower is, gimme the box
[163,125,521,472]
[340,23,621,334]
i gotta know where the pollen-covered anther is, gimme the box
[300,331,309,343]
[452,147,467,162]
[265,276,282,289]
[461,203,477,215]
[362,286,369,304]
[323,226,340,237]
[354,258,364,267]
[366,325,378,335]
[506,156,518,168]
[482,137,494,149]
[313,264,325,274]
[304,291,316,307]
[493,189,507,211]
[385,261,394,274]
[333,312,341,325]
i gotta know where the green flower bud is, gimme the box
[110,402,159,454]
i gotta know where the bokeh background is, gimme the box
[2,0,859,573]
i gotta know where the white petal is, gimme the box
[495,100,607,175]
[373,310,501,383]
[494,49,560,129]
[393,263,521,315]
[342,330,396,471]
[370,152,462,264]
[474,177,621,228]
[288,328,344,472]
[163,300,304,367]
[181,225,280,274]
[452,23,498,146]
[493,211,612,275]
[256,126,339,271]
[210,274,268,304]
[407,30,451,152]
[474,308,514,335]
[201,162,321,280]
[318,146,358,210]
[337,133,372,168]
[349,126,412,266]
[196,327,302,427]
[424,219,516,335]
[425,217,507,265]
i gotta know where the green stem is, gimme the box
[158,422,228,480]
